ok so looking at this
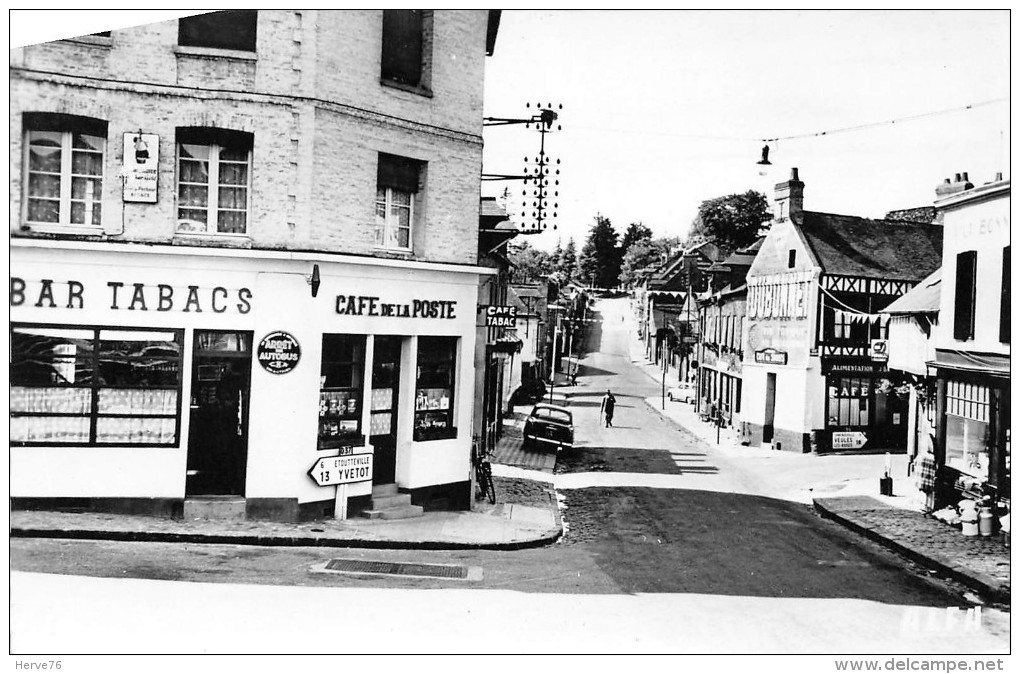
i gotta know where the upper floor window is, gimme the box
[176,128,253,236]
[788,250,797,268]
[953,250,977,341]
[375,153,422,251]
[179,10,257,52]
[21,113,107,230]
[381,10,432,92]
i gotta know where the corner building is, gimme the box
[9,10,502,520]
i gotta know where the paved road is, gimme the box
[10,297,1010,654]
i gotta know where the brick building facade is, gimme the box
[10,10,502,520]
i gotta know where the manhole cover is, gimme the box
[313,558,480,581]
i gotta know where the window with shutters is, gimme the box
[381,10,433,94]
[953,250,977,341]
[375,153,423,251]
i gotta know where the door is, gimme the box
[186,331,252,496]
[763,372,777,443]
[370,336,401,485]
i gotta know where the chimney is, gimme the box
[774,167,804,222]
[935,171,975,199]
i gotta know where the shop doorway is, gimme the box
[763,372,777,443]
[370,336,402,485]
[186,331,252,496]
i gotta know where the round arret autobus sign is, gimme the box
[257,331,301,374]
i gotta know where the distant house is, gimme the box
[694,241,761,426]
[882,269,941,472]
[741,169,943,453]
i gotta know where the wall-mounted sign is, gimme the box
[485,305,517,328]
[257,331,301,374]
[308,447,373,486]
[831,431,868,450]
[122,133,159,203]
[870,339,889,362]
[335,294,457,319]
[822,360,889,375]
[746,272,812,320]
[9,277,253,314]
[754,348,788,365]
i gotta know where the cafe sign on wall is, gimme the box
[122,133,159,203]
[485,305,517,328]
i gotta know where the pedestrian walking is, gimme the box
[600,389,616,428]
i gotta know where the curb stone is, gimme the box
[812,498,1010,605]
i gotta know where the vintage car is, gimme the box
[522,403,574,452]
[666,382,696,403]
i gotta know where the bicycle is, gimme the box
[472,435,497,504]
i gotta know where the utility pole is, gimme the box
[548,305,559,405]
[482,103,563,233]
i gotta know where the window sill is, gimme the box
[173,232,252,249]
[19,223,106,237]
[61,35,113,48]
[173,44,258,62]
[379,78,433,98]
[372,246,416,259]
[318,435,367,451]
[413,427,458,442]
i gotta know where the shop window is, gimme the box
[1000,246,1010,344]
[176,127,252,236]
[945,380,990,479]
[179,10,257,52]
[319,335,366,449]
[414,337,457,441]
[21,113,107,230]
[381,10,433,91]
[10,324,183,446]
[827,377,870,427]
[953,250,977,341]
[375,153,423,251]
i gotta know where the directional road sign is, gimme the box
[308,449,373,487]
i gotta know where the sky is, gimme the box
[8,9,1010,252]
[481,10,1010,249]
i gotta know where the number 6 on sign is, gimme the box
[308,451,374,487]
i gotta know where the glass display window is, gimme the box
[414,336,457,441]
[826,376,871,427]
[945,379,991,479]
[318,334,365,449]
[10,324,183,446]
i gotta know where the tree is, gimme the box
[619,237,672,287]
[619,222,653,259]
[557,238,578,283]
[507,240,553,284]
[578,214,622,289]
[686,190,769,253]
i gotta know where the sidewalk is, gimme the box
[628,330,1011,604]
[10,420,564,551]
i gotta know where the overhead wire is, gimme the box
[560,98,1007,144]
